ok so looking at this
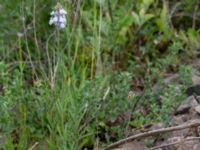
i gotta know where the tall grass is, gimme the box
[1,0,110,149]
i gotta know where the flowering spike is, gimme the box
[49,3,67,29]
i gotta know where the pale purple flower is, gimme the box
[49,4,67,29]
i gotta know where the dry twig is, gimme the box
[105,120,200,150]
[28,142,39,150]
[149,137,200,150]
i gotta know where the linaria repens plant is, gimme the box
[49,3,67,29]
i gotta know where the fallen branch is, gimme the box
[105,119,200,149]
[150,137,200,150]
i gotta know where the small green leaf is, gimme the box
[132,11,140,26]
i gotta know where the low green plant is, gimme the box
[0,0,200,149]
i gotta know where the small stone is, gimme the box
[118,141,145,150]
[186,84,200,96]
[150,123,164,130]
[195,96,200,103]
[163,73,179,84]
[192,75,200,85]
[194,105,200,114]
[175,96,198,115]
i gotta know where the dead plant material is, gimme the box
[149,137,200,150]
[105,119,200,150]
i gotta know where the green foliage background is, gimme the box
[0,0,200,149]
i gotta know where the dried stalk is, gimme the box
[105,120,200,150]
[150,137,200,150]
